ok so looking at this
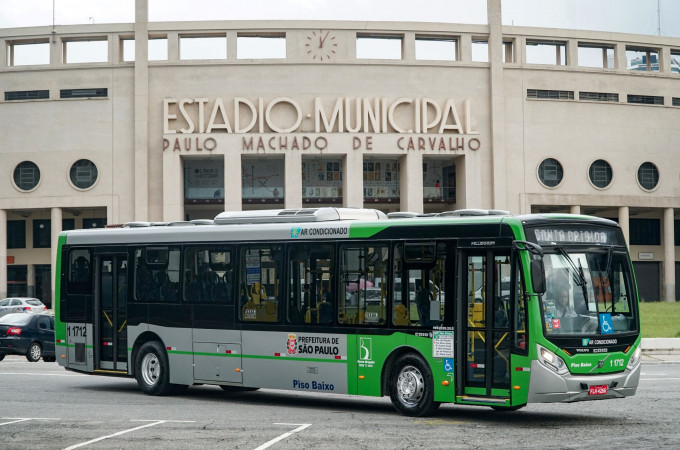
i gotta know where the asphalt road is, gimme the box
[1,356,679,449]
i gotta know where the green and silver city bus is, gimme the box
[55,208,641,416]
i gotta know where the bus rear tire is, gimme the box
[135,341,174,396]
[388,353,440,417]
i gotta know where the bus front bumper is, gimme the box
[526,359,640,403]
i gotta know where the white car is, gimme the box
[0,298,47,317]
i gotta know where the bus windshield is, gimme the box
[540,247,637,336]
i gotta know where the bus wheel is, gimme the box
[388,353,440,416]
[135,341,173,396]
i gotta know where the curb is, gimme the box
[641,338,680,355]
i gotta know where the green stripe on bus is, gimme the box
[167,350,347,364]
[348,223,389,238]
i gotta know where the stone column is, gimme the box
[399,152,423,214]
[618,206,629,247]
[134,0,149,221]
[285,152,302,209]
[663,208,675,302]
[402,32,415,61]
[0,210,6,299]
[567,39,578,67]
[570,205,581,215]
[614,42,627,72]
[488,0,506,210]
[162,151,184,221]
[224,154,242,212]
[51,207,62,303]
[27,264,35,298]
[343,153,363,209]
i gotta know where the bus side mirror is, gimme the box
[531,259,546,295]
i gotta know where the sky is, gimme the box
[1,0,680,38]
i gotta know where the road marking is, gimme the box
[0,372,86,377]
[254,423,312,450]
[63,420,168,450]
[0,417,58,426]
[641,377,680,381]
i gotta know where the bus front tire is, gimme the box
[388,353,440,417]
[135,341,175,396]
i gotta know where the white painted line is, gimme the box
[131,419,196,423]
[0,417,59,426]
[0,417,58,426]
[254,423,312,450]
[641,377,680,381]
[0,418,32,426]
[63,420,167,450]
[0,372,86,377]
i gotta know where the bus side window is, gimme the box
[183,246,233,304]
[240,245,282,323]
[512,262,528,352]
[287,244,334,326]
[339,244,388,326]
[62,247,92,322]
[68,248,92,295]
[133,247,180,303]
[392,242,445,328]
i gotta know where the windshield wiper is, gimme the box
[556,246,590,309]
[576,258,590,308]
[604,246,615,313]
[556,247,586,287]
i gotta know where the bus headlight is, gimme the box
[626,346,641,370]
[537,345,569,375]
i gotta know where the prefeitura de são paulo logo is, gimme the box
[287,334,297,354]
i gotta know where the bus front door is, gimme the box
[456,249,511,404]
[96,254,128,372]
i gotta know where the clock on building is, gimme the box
[304,29,337,61]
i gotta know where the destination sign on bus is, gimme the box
[530,226,623,246]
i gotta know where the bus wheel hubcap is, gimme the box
[141,353,160,386]
[397,365,424,406]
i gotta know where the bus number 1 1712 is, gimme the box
[67,325,87,338]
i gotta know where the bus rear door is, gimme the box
[456,241,512,405]
[95,253,128,373]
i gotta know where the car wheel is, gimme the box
[43,356,56,363]
[388,353,440,417]
[0,354,5,361]
[26,342,42,362]
[135,341,174,396]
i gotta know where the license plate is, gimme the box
[588,385,608,395]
